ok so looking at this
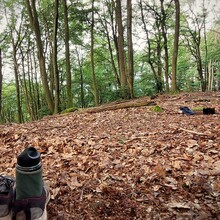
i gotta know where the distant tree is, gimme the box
[99,1,120,88]
[160,0,170,92]
[90,0,99,106]
[53,0,59,113]
[139,0,164,93]
[62,0,73,108]
[127,0,134,98]
[25,0,54,113]
[115,0,129,99]
[0,49,2,118]
[5,3,23,123]
[182,1,207,91]
[171,0,180,92]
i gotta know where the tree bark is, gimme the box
[160,0,169,92]
[0,49,2,118]
[76,48,85,108]
[91,0,99,106]
[171,0,180,92]
[115,0,129,99]
[12,38,22,123]
[53,0,60,113]
[62,0,73,108]
[127,0,134,98]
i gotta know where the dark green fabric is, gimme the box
[16,168,43,200]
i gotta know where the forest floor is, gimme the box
[0,91,220,219]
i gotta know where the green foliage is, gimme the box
[1,83,17,123]
[152,105,163,113]
[38,106,51,118]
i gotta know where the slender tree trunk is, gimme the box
[25,0,54,113]
[127,0,134,98]
[208,60,214,91]
[32,45,41,119]
[20,49,35,121]
[203,0,208,90]
[171,0,180,92]
[197,50,206,91]
[139,0,161,92]
[160,0,169,92]
[115,0,128,99]
[102,13,120,87]
[62,0,73,108]
[12,39,22,123]
[27,51,37,120]
[156,38,163,92]
[0,49,2,118]
[53,0,60,113]
[76,49,85,108]
[91,0,99,106]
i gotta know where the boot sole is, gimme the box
[0,211,12,220]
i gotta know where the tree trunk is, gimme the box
[102,10,120,87]
[12,39,22,123]
[0,49,2,118]
[91,0,99,106]
[171,0,180,92]
[53,0,60,113]
[25,0,54,113]
[115,0,129,99]
[127,0,134,98]
[139,0,163,93]
[160,0,169,92]
[197,50,206,91]
[62,0,73,108]
[20,49,35,121]
[76,48,85,108]
[202,0,208,90]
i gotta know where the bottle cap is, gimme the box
[16,147,41,172]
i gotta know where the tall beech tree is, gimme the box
[171,0,180,92]
[160,0,170,92]
[115,0,129,99]
[62,0,73,108]
[0,49,2,118]
[127,0,134,98]
[25,0,54,113]
[53,0,59,113]
[5,4,23,123]
[139,0,164,93]
[90,0,99,106]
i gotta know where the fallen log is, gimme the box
[83,97,156,113]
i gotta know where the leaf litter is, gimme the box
[0,92,220,219]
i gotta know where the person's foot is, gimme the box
[0,175,15,220]
[12,185,50,220]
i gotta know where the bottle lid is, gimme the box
[16,147,41,172]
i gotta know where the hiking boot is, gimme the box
[0,175,15,220]
[12,185,50,220]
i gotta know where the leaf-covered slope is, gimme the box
[0,92,220,219]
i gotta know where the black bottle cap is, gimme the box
[16,147,41,171]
